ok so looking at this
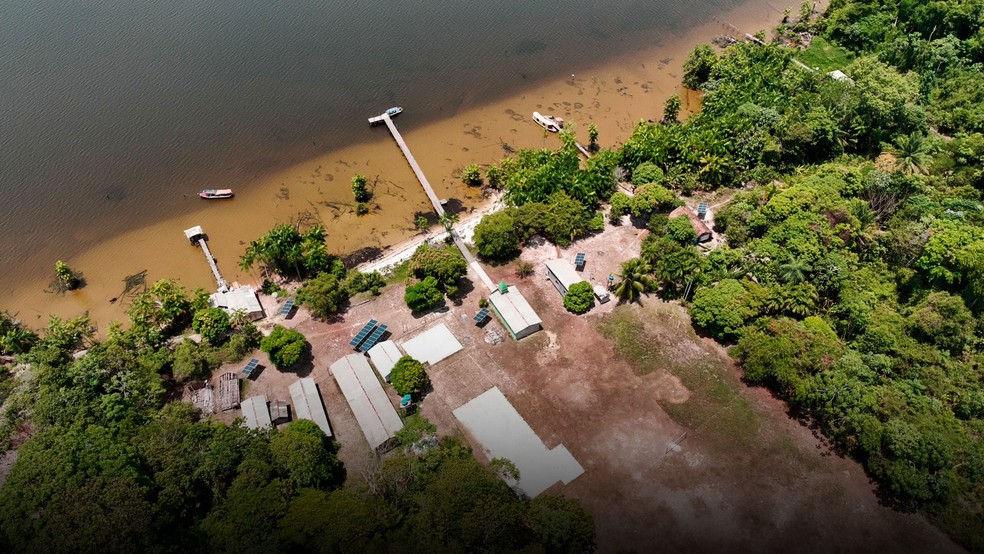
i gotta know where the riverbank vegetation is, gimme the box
[467,0,984,548]
[632,2,981,547]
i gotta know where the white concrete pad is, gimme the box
[453,387,584,497]
[400,323,463,365]
[367,340,403,382]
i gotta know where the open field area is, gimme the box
[210,222,960,553]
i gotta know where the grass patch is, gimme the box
[383,260,410,285]
[598,304,761,448]
[797,37,855,73]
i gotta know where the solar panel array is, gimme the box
[240,358,260,378]
[697,202,708,219]
[574,252,586,268]
[349,319,378,349]
[278,299,295,316]
[474,308,490,324]
[360,324,388,352]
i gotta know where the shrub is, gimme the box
[587,212,605,233]
[486,165,502,189]
[666,216,697,245]
[682,44,717,89]
[631,162,665,186]
[474,211,521,260]
[515,261,534,279]
[352,174,370,202]
[609,192,631,223]
[461,164,483,186]
[389,355,430,396]
[355,202,369,216]
[630,183,678,219]
[405,277,444,312]
[478,297,489,309]
[297,273,350,319]
[54,261,80,290]
[347,271,385,295]
[563,281,595,314]
[409,243,467,292]
[172,339,220,382]
[691,279,756,342]
[192,308,231,344]
[260,325,310,369]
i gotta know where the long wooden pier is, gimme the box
[371,112,496,291]
[184,225,228,291]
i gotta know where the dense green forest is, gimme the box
[634,0,984,548]
[0,281,594,552]
[469,0,984,548]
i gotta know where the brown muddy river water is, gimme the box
[0,0,782,328]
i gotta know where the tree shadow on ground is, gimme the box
[410,303,449,320]
[342,246,384,268]
[449,279,477,306]
[442,198,469,216]
[282,350,315,377]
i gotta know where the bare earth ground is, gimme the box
[203,222,961,553]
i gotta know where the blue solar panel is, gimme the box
[240,358,259,377]
[278,299,295,316]
[474,308,490,323]
[574,252,586,267]
[349,319,378,348]
[697,202,708,218]
[359,324,388,352]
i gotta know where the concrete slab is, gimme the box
[401,323,463,365]
[367,340,403,382]
[453,387,584,497]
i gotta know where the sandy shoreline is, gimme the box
[2,0,785,330]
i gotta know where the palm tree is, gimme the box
[778,256,808,285]
[783,283,819,316]
[886,131,932,175]
[614,258,651,304]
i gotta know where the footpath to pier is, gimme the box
[370,112,496,291]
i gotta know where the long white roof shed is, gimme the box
[367,340,403,382]
[289,378,333,437]
[546,259,582,292]
[241,395,272,430]
[330,354,403,450]
[488,285,542,340]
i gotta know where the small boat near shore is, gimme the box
[199,189,234,199]
[532,111,564,132]
[386,106,403,117]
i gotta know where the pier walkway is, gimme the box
[184,226,228,291]
[371,112,496,291]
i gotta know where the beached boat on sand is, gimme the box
[532,111,564,132]
[199,189,234,199]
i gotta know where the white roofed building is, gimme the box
[487,284,542,340]
[289,378,333,437]
[330,354,403,450]
[241,395,273,430]
[210,285,264,320]
[545,259,583,297]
